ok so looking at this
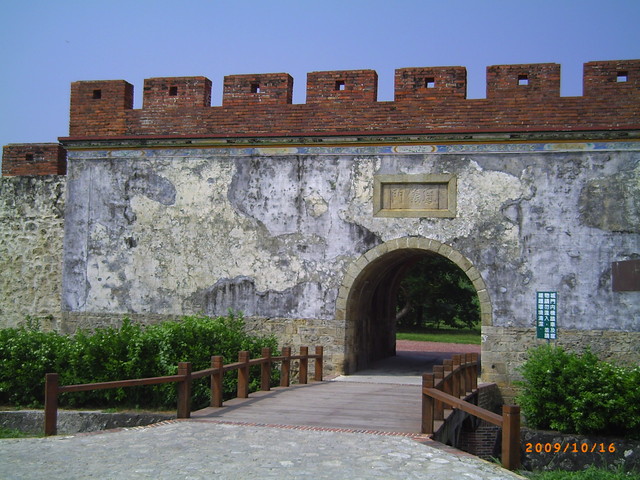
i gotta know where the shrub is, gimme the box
[0,323,71,406]
[517,345,640,438]
[0,313,279,410]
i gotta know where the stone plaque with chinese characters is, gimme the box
[383,183,448,211]
[373,174,456,218]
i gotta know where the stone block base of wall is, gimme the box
[481,326,640,403]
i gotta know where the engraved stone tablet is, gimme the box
[373,174,456,218]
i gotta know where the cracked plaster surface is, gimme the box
[61,148,639,330]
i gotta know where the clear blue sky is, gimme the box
[1,0,639,152]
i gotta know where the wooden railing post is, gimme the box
[280,347,291,387]
[237,351,250,398]
[452,354,461,398]
[177,362,192,419]
[210,355,224,407]
[314,346,324,381]
[421,373,434,434]
[44,373,59,436]
[299,346,308,384]
[261,348,271,391]
[443,359,453,397]
[433,365,445,420]
[470,352,478,390]
[464,353,473,394]
[502,405,521,471]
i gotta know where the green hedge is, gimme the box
[516,345,640,438]
[0,314,279,410]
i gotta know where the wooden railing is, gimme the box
[421,353,521,471]
[44,346,323,436]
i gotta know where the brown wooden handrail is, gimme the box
[44,345,323,436]
[420,353,520,471]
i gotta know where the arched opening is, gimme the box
[337,237,489,374]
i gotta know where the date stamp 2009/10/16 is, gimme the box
[525,443,617,454]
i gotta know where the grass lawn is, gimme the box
[0,426,38,438]
[397,328,481,345]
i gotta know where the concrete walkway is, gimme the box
[0,419,525,479]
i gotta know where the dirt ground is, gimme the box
[396,340,481,354]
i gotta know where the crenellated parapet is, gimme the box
[3,60,640,176]
[60,60,640,141]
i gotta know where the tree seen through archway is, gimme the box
[396,255,480,331]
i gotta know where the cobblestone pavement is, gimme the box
[0,419,525,480]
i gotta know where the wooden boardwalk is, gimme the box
[191,347,481,434]
[192,380,422,433]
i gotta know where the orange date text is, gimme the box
[525,443,616,454]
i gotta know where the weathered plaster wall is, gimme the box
[62,152,380,319]
[0,176,65,329]
[58,144,639,376]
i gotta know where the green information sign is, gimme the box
[536,291,558,340]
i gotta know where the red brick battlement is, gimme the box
[63,60,639,140]
[3,60,640,177]
[2,144,66,176]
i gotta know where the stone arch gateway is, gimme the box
[2,60,639,402]
[337,237,489,374]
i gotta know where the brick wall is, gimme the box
[458,422,501,460]
[2,144,67,176]
[458,383,503,459]
[61,60,639,140]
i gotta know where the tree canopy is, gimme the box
[396,255,480,330]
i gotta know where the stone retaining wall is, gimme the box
[521,428,640,472]
[0,410,175,436]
